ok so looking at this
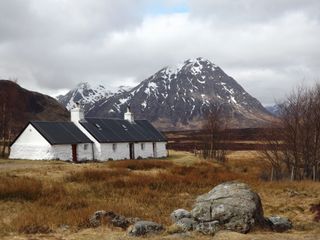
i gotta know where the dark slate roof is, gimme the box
[30,121,92,145]
[79,118,167,143]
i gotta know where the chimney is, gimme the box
[124,106,134,123]
[71,102,84,123]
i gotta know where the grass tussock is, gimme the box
[108,159,174,170]
[0,175,43,201]
[64,168,130,182]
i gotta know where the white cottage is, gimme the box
[9,121,93,161]
[9,106,167,161]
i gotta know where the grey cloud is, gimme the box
[0,0,149,89]
[0,0,319,105]
[188,0,320,23]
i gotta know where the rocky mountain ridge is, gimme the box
[56,82,131,112]
[58,57,274,129]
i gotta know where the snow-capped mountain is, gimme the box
[87,57,274,129]
[57,82,131,112]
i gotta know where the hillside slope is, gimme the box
[0,80,69,137]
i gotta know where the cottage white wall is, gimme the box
[77,143,94,161]
[52,145,72,161]
[155,142,167,158]
[10,145,55,160]
[133,142,154,159]
[53,143,93,161]
[9,124,55,160]
[99,143,130,160]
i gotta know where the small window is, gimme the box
[141,143,145,150]
[84,144,88,150]
[112,143,117,152]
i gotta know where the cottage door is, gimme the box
[72,144,78,162]
[129,143,134,159]
[153,142,157,158]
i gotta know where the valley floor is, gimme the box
[0,151,319,239]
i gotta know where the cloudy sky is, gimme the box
[0,0,319,105]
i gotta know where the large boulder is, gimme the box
[191,181,267,233]
[128,221,164,236]
[196,220,220,235]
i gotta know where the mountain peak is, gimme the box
[76,82,105,91]
[158,57,218,82]
[184,57,215,65]
[85,58,273,129]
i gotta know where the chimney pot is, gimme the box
[124,105,134,123]
[71,103,84,123]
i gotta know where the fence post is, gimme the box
[270,167,274,182]
[291,166,294,181]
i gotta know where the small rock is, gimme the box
[128,220,164,236]
[176,218,198,231]
[89,210,138,229]
[196,220,220,235]
[170,209,192,223]
[89,210,107,227]
[267,216,292,232]
[58,224,69,231]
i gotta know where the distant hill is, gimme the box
[0,80,69,137]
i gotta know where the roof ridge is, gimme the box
[30,120,71,123]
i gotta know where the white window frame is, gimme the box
[141,143,145,150]
[84,144,88,150]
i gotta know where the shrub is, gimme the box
[310,204,320,222]
[19,224,53,234]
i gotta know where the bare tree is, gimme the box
[201,103,229,162]
[0,91,12,158]
[261,84,320,181]
[259,125,285,181]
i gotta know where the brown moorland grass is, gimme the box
[0,151,319,239]
[0,175,43,201]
